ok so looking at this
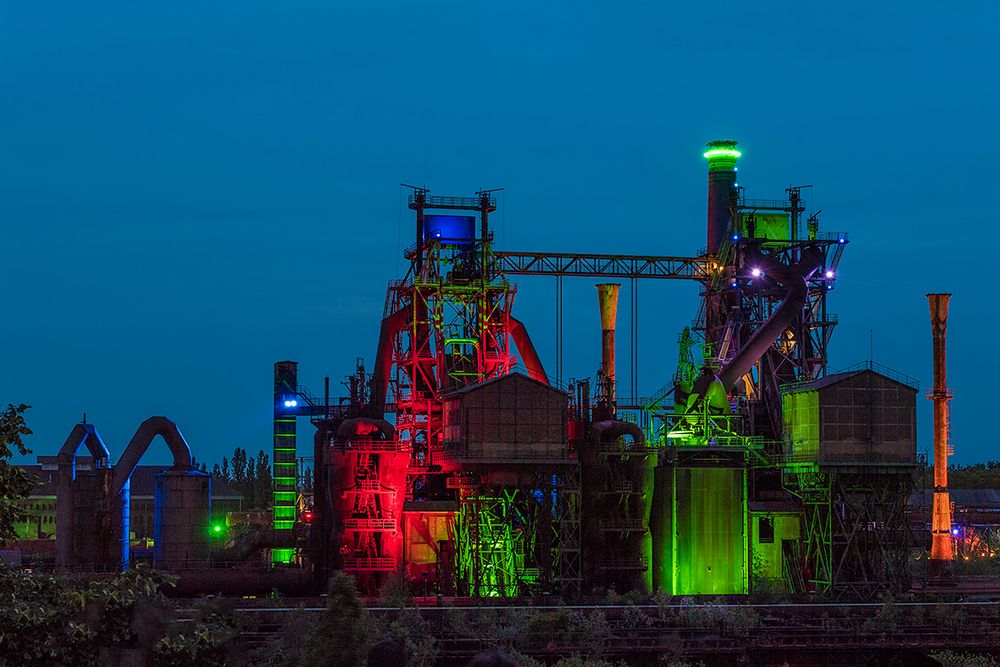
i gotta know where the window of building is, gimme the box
[758,516,775,544]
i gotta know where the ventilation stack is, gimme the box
[927,293,954,583]
[596,283,621,413]
[704,140,740,256]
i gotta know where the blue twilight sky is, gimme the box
[2,2,997,466]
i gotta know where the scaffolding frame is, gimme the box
[783,464,914,599]
[456,467,581,597]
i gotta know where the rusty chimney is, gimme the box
[596,284,621,407]
[927,292,954,582]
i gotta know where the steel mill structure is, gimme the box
[268,141,926,600]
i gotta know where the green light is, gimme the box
[272,547,295,564]
[213,524,223,534]
[703,148,741,160]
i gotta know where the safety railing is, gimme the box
[342,556,397,571]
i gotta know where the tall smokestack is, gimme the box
[597,283,621,407]
[927,293,954,582]
[705,140,740,255]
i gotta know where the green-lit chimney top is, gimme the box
[704,140,740,171]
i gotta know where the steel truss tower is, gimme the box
[782,467,913,598]
[388,190,516,468]
[339,188,580,597]
[699,187,847,442]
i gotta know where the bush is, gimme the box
[0,565,182,667]
[246,607,319,666]
[930,651,998,667]
[152,598,239,667]
[301,572,372,667]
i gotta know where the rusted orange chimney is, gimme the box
[927,293,954,582]
[596,283,621,405]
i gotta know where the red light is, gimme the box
[302,511,314,523]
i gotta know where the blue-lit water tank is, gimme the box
[424,215,475,246]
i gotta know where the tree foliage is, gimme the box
[0,404,38,546]
[0,566,239,667]
[919,461,1000,489]
[212,447,273,509]
[301,572,372,667]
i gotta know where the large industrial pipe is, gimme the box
[705,140,740,255]
[928,292,954,581]
[677,248,821,416]
[509,316,548,384]
[596,283,621,405]
[112,416,195,570]
[718,248,822,390]
[371,305,412,416]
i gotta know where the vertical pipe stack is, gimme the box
[704,140,740,256]
[927,293,954,582]
[596,284,621,408]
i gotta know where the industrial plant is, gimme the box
[17,141,968,604]
[282,139,927,601]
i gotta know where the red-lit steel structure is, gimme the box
[277,141,929,600]
[306,188,577,596]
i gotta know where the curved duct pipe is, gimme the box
[112,416,193,493]
[590,419,645,448]
[509,316,548,384]
[57,423,111,474]
[55,423,112,569]
[717,248,823,391]
[110,416,193,571]
[371,305,412,417]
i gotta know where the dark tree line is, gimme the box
[212,448,273,510]
[918,461,1000,489]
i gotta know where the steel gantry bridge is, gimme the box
[494,251,712,281]
[494,250,713,398]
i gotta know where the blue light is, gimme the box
[732,234,739,241]
[424,215,475,245]
[283,399,298,408]
[825,270,834,279]
[953,528,959,535]
[838,237,846,244]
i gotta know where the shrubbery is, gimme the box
[0,565,239,667]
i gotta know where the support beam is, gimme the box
[495,251,711,280]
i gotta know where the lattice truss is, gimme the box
[455,472,580,598]
[387,252,517,463]
[783,469,913,599]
